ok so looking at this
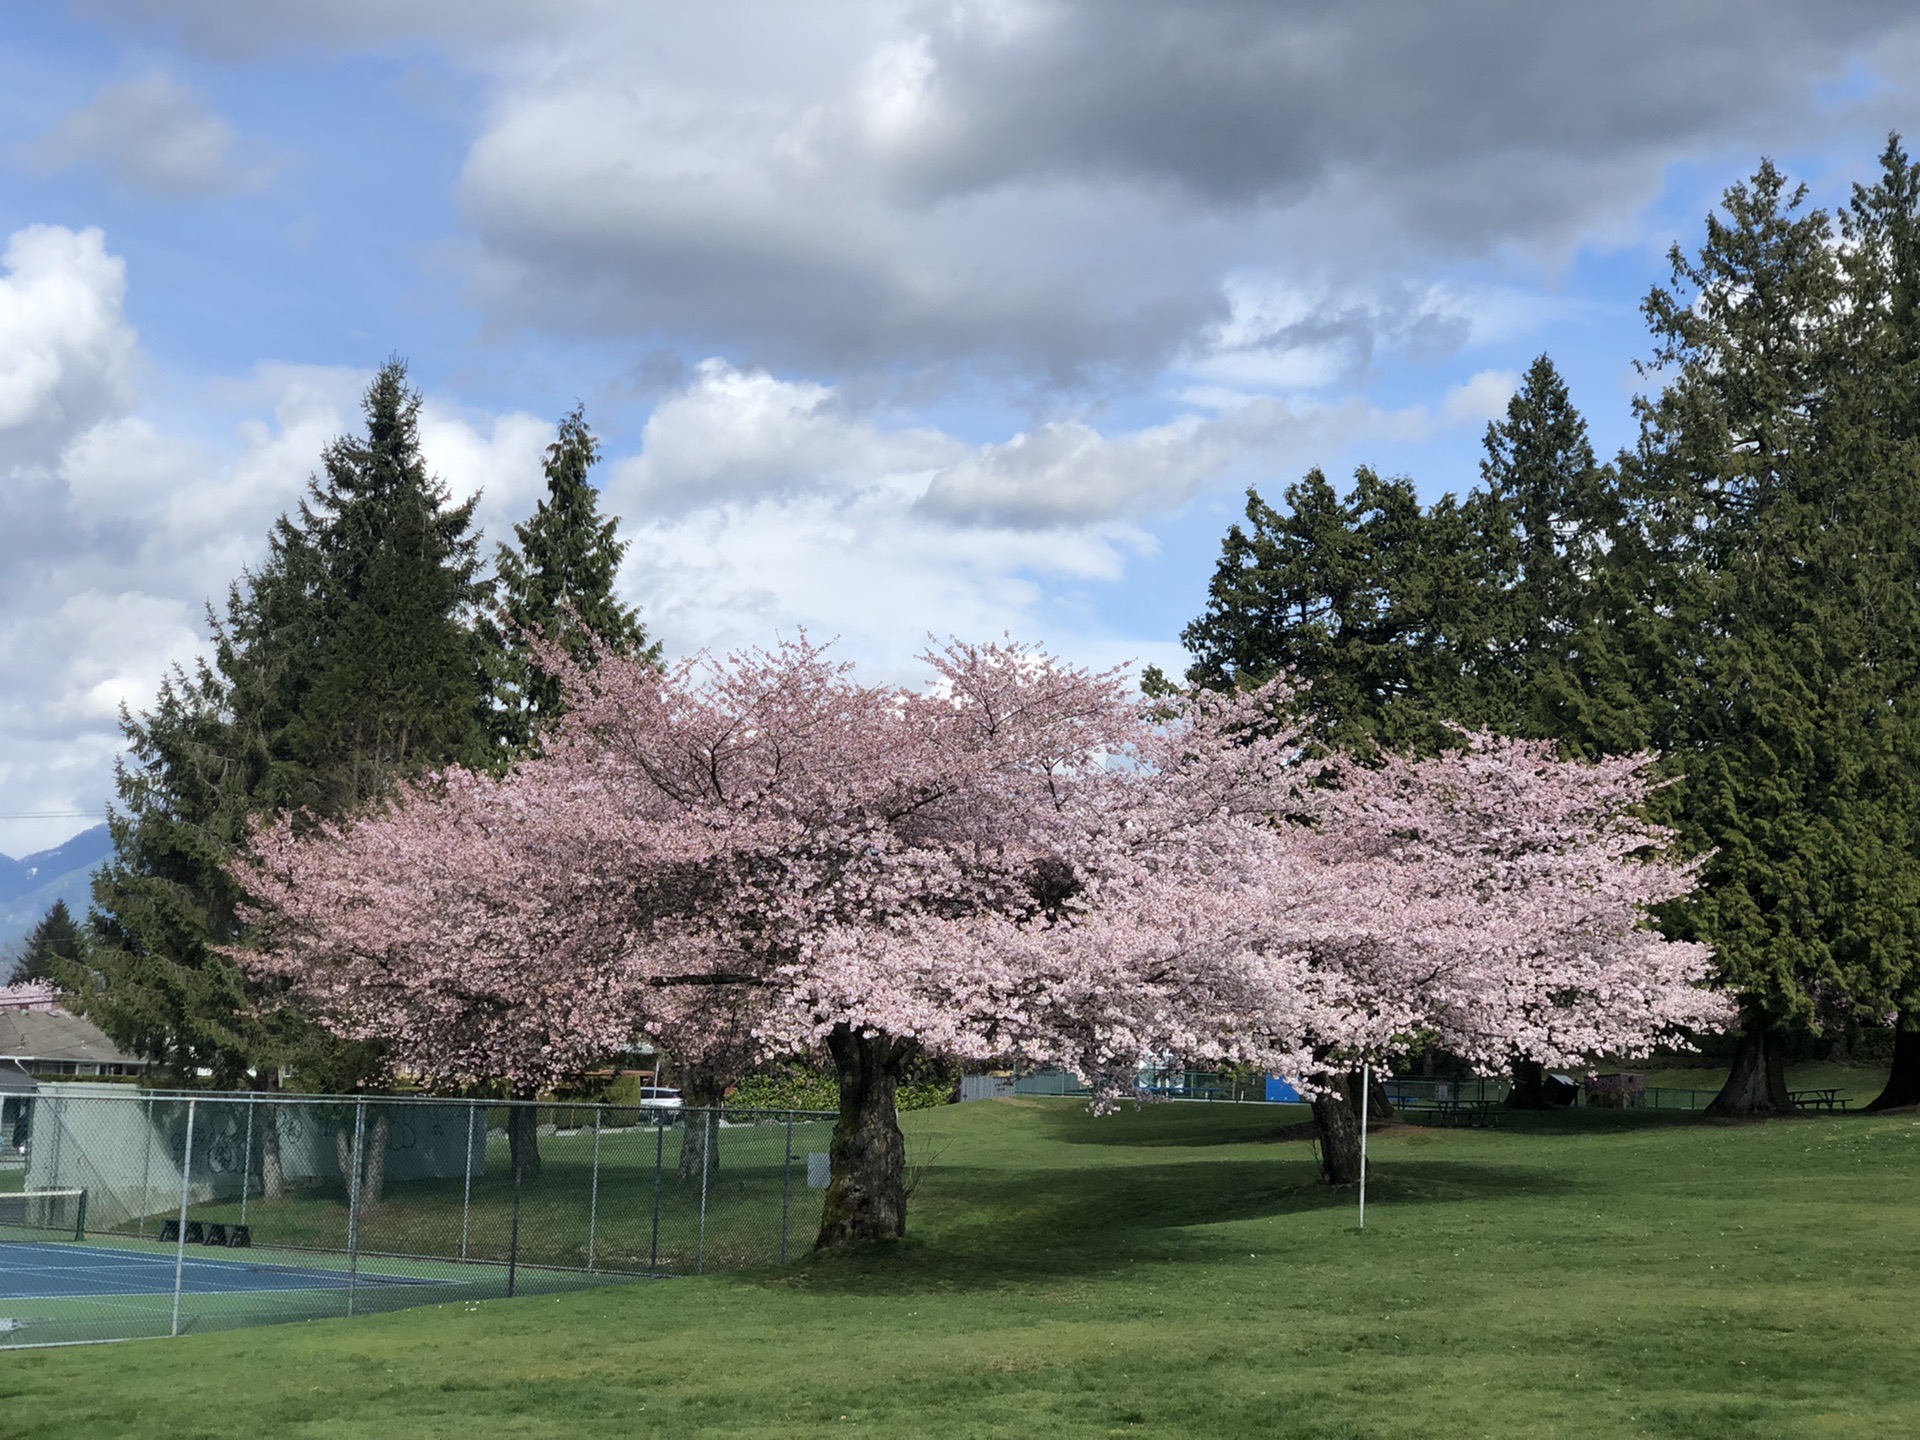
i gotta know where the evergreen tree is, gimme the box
[1834,137,1920,1110]
[485,404,660,754]
[80,658,273,1083]
[1475,355,1642,752]
[1179,467,1506,753]
[8,900,86,987]
[278,360,490,814]
[1627,157,1920,1115]
[81,359,491,1087]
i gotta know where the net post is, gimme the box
[346,1100,367,1318]
[586,1106,603,1273]
[74,1187,87,1242]
[780,1112,794,1264]
[460,1100,477,1263]
[171,1097,196,1338]
[649,1110,664,1276]
[696,1108,711,1276]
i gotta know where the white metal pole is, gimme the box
[171,1098,197,1337]
[1358,1062,1370,1231]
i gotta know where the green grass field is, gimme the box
[5,1084,1918,1439]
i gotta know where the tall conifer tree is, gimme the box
[8,900,86,988]
[81,360,488,1086]
[485,404,660,755]
[1628,157,1920,1115]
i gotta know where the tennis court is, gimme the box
[4,1090,834,1347]
[1,1240,439,1301]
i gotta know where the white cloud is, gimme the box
[18,74,276,198]
[613,360,961,512]
[77,0,594,56]
[0,226,137,467]
[431,1,1920,380]
[1442,370,1520,428]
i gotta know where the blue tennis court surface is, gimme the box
[1,1242,442,1300]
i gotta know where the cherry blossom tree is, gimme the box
[235,638,1730,1246]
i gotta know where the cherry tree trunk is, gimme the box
[677,1062,724,1185]
[815,1025,911,1251]
[1310,1071,1392,1186]
[508,1096,542,1178]
[1705,1019,1793,1117]
[1508,1060,1552,1110]
[362,1112,389,1207]
[1866,1016,1920,1111]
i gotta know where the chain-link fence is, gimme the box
[0,1084,837,1349]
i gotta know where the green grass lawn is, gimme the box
[5,1097,1919,1439]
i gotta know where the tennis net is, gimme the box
[0,1186,87,1242]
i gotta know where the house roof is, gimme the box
[0,1008,145,1068]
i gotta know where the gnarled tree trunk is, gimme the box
[677,1061,725,1185]
[1310,1070,1394,1186]
[508,1095,542,1178]
[333,1109,390,1207]
[1508,1059,1551,1110]
[815,1025,911,1251]
[1867,1014,1920,1111]
[1705,1018,1793,1117]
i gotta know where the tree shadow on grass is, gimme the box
[772,1154,1577,1296]
[1017,1101,1316,1150]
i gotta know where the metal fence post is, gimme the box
[138,1094,155,1241]
[507,1137,524,1299]
[239,1097,255,1229]
[696,1108,711,1276]
[649,1111,664,1276]
[780,1112,794,1264]
[170,1097,196,1338]
[460,1101,478,1262]
[586,1107,603,1273]
[346,1100,366,1317]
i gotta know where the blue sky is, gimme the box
[5,1,1920,855]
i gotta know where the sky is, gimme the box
[4,1,1920,855]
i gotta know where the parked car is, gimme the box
[636,1086,683,1111]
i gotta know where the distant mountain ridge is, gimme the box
[0,824,113,952]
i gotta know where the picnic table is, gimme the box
[1789,1087,1851,1112]
[1427,1097,1499,1128]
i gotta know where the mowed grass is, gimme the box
[6,1096,1920,1440]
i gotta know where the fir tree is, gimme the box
[82,359,491,1087]
[8,900,86,988]
[1179,467,1507,754]
[1628,157,1920,1115]
[278,360,490,814]
[485,404,660,754]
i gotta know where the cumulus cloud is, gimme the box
[0,226,137,467]
[18,74,276,197]
[0,229,571,853]
[76,0,593,56]
[442,0,1919,379]
[613,360,962,512]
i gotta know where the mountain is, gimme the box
[0,824,113,954]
